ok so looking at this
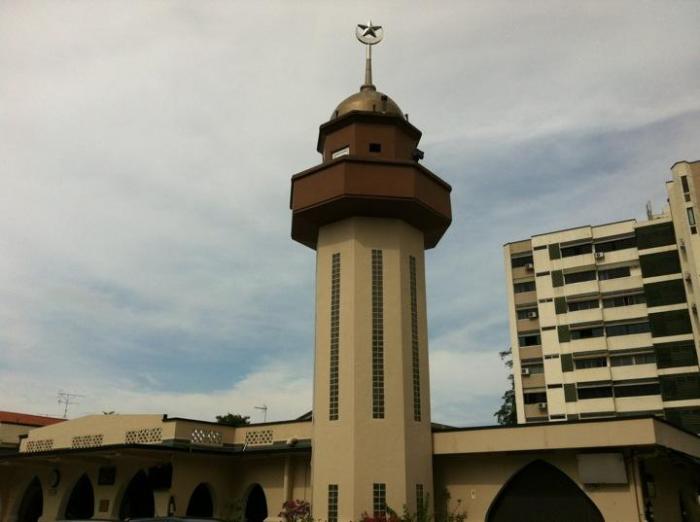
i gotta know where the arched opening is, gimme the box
[64,474,95,519]
[119,470,155,520]
[487,460,604,522]
[245,484,268,522]
[17,477,43,522]
[186,483,214,517]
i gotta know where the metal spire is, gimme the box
[355,21,384,91]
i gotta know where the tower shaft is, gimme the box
[311,217,433,521]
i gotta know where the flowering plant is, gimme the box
[280,499,313,522]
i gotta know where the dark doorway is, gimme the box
[65,474,95,519]
[487,460,604,522]
[119,470,155,520]
[245,484,268,522]
[186,483,214,517]
[17,477,43,522]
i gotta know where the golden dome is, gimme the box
[332,85,405,120]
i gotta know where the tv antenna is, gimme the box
[646,200,653,220]
[254,404,268,423]
[57,390,84,419]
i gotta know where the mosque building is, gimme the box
[1,24,699,522]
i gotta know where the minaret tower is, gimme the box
[290,23,451,522]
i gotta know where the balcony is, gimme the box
[570,336,607,353]
[610,363,658,381]
[521,373,546,389]
[574,367,612,383]
[594,248,638,266]
[524,403,548,419]
[560,253,595,270]
[564,280,599,298]
[512,265,536,280]
[516,317,540,332]
[567,307,603,325]
[603,303,646,323]
[518,346,543,360]
[514,290,537,307]
[607,332,652,350]
[577,397,615,414]
[599,275,643,295]
[614,395,663,413]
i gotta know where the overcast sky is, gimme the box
[1,2,699,426]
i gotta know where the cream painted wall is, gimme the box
[312,217,433,521]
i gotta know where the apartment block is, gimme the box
[504,160,700,432]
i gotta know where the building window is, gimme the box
[613,382,660,398]
[518,333,541,347]
[577,385,613,400]
[373,483,386,517]
[511,254,533,268]
[514,281,536,293]
[522,363,544,374]
[372,250,385,419]
[523,391,547,404]
[516,308,538,320]
[574,357,607,369]
[602,294,645,308]
[564,270,597,284]
[369,143,382,153]
[409,256,421,421]
[688,207,697,227]
[644,279,686,307]
[639,251,681,278]
[329,253,341,421]
[636,222,676,250]
[328,485,338,522]
[681,175,690,193]
[605,322,650,337]
[594,236,636,253]
[649,309,693,337]
[610,352,656,367]
[660,373,700,401]
[561,243,592,258]
[570,326,604,340]
[598,267,631,280]
[416,484,424,512]
[655,341,698,368]
[331,146,350,159]
[567,299,599,312]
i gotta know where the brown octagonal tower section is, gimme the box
[290,91,452,249]
[293,56,452,520]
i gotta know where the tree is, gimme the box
[216,413,251,426]
[494,347,517,425]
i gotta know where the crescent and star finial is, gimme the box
[356,21,383,90]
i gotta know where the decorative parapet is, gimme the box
[71,434,104,449]
[244,429,274,446]
[125,427,162,444]
[25,439,54,453]
[191,428,224,447]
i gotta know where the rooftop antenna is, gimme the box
[57,390,84,419]
[646,200,653,220]
[254,404,268,423]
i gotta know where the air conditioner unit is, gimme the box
[693,304,697,314]
[538,402,548,410]
[521,368,530,376]
[685,272,692,282]
[525,262,534,271]
[594,251,605,260]
[680,238,686,248]
[528,311,538,319]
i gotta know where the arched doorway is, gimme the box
[245,484,268,522]
[17,477,43,522]
[487,460,604,522]
[64,474,95,519]
[186,483,214,517]
[119,470,155,520]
